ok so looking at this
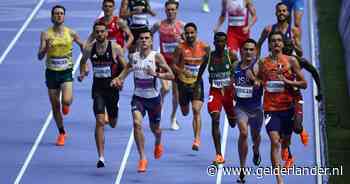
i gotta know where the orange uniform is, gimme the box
[262,54,294,112]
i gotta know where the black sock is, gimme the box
[58,127,65,135]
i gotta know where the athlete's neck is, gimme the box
[103,15,113,23]
[140,48,151,58]
[241,59,253,68]
[214,49,225,57]
[52,24,64,33]
[187,39,197,48]
[165,18,176,25]
[277,21,289,31]
[270,52,282,63]
[96,39,108,51]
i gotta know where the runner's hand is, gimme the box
[110,78,123,89]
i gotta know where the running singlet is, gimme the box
[128,0,149,29]
[227,0,248,27]
[90,41,120,88]
[46,26,73,71]
[208,50,233,88]
[130,51,159,98]
[262,55,294,111]
[234,60,263,109]
[159,20,183,63]
[178,41,207,84]
[98,16,125,47]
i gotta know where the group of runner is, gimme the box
[37,0,321,183]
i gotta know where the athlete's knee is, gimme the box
[210,112,220,123]
[133,121,142,130]
[239,129,248,140]
[192,107,201,116]
[96,117,105,127]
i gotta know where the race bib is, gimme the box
[162,42,178,53]
[131,14,148,25]
[236,86,253,98]
[135,78,154,89]
[49,58,69,70]
[184,64,200,76]
[266,81,285,93]
[93,66,111,78]
[228,16,245,26]
[212,78,231,88]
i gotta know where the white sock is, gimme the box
[99,156,105,162]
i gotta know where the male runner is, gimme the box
[78,22,127,168]
[257,31,307,184]
[214,0,257,53]
[233,39,263,183]
[37,5,84,146]
[172,22,210,151]
[111,29,174,172]
[205,32,237,164]
[119,0,156,53]
[151,0,184,130]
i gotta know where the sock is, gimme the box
[58,128,65,135]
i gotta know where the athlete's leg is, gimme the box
[170,81,179,121]
[61,81,73,115]
[48,89,64,133]
[249,109,263,166]
[237,115,249,169]
[210,112,221,155]
[133,111,146,160]
[269,131,284,184]
[95,113,106,167]
[106,90,119,128]
[192,100,203,141]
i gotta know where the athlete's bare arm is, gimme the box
[292,27,303,57]
[78,43,93,80]
[214,0,227,32]
[112,42,127,68]
[110,55,133,89]
[70,29,84,52]
[282,56,307,89]
[196,46,211,81]
[118,19,134,49]
[38,31,49,60]
[151,22,160,35]
[150,53,175,80]
[119,0,129,19]
[171,45,183,76]
[256,26,270,58]
[245,0,257,32]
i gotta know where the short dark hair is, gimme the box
[138,28,153,37]
[51,5,65,16]
[275,2,288,11]
[103,0,115,6]
[242,38,257,48]
[268,31,285,43]
[184,22,197,31]
[165,0,179,9]
[214,32,227,42]
[93,22,107,31]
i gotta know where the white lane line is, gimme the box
[308,0,323,183]
[13,54,82,184]
[114,129,134,184]
[0,0,46,64]
[216,117,230,184]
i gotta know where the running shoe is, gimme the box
[154,144,163,159]
[202,2,210,13]
[300,129,309,146]
[236,170,246,183]
[62,105,70,115]
[192,139,201,151]
[252,151,261,166]
[137,159,148,173]
[96,159,105,168]
[281,147,289,161]
[56,133,66,146]
[170,117,180,130]
[213,154,225,165]
[284,156,294,168]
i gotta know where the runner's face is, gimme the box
[95,25,108,42]
[165,4,178,20]
[269,34,284,54]
[139,32,152,49]
[214,36,226,51]
[103,2,115,16]
[185,27,197,44]
[241,42,256,62]
[276,4,289,22]
[52,8,65,25]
